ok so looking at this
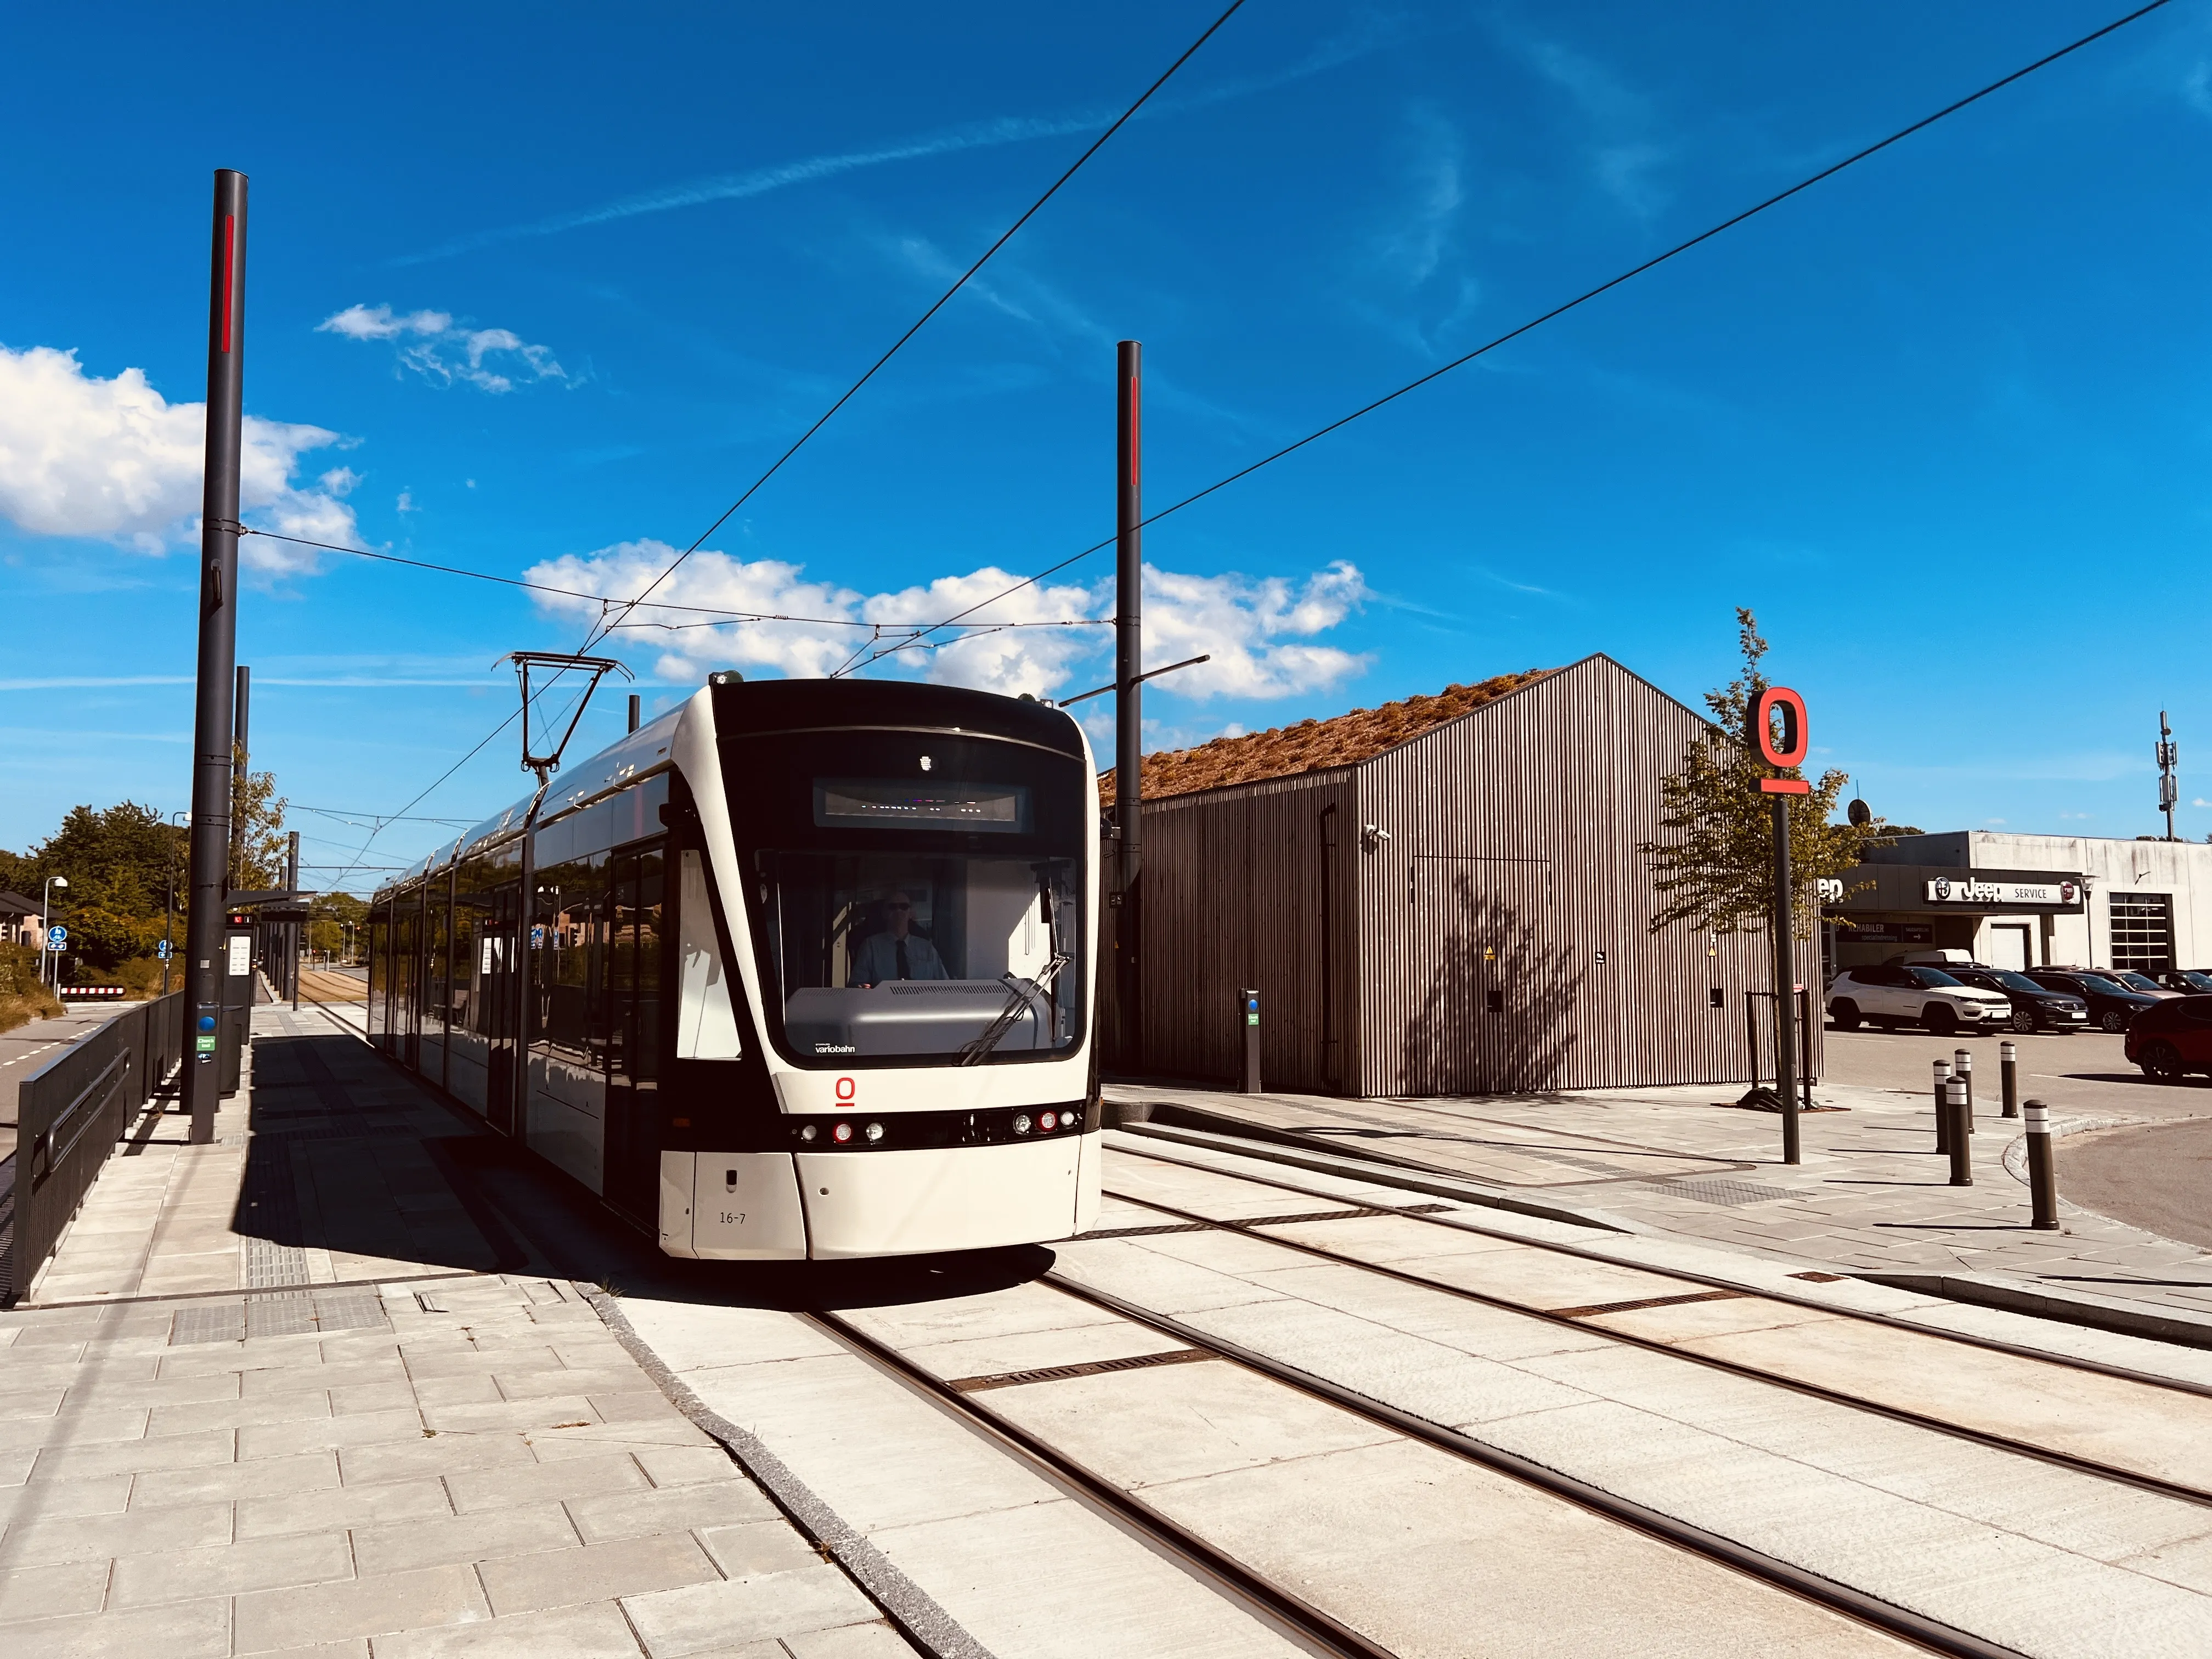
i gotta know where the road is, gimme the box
[1821,1022,2212,1121]
[0,1002,136,1157]
[1823,1021,2212,1252]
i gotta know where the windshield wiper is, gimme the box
[957,953,1069,1066]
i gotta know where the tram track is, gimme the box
[800,1293,2001,1657]
[1109,1128,2212,1401]
[1093,1160,2212,1514]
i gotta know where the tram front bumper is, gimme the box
[798,1133,1101,1259]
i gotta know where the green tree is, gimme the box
[1642,610,1892,939]
[231,743,289,890]
[309,892,369,960]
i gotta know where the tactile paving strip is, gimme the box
[1638,1177,1800,1207]
[168,1288,392,1344]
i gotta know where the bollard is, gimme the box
[1945,1077,1972,1186]
[2024,1099,2058,1228]
[1932,1058,1953,1154]
[2000,1040,2019,1119]
[1238,987,1261,1094]
[1954,1047,1974,1135]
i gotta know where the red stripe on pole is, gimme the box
[1129,380,1140,489]
[221,215,235,354]
[1758,777,1812,794]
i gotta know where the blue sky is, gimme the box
[4,1,2211,890]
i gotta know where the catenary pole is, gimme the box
[183,170,247,1145]
[1115,341,1143,1072]
[286,830,300,1010]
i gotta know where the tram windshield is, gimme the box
[763,851,1083,1062]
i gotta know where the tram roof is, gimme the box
[374,677,1089,896]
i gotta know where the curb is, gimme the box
[576,1284,994,1659]
[1858,1270,2212,1353]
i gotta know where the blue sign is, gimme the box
[46,924,66,948]
[156,939,172,960]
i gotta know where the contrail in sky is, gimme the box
[391,17,1422,267]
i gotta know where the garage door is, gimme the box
[2109,893,2174,974]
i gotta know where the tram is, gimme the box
[367,677,1102,1259]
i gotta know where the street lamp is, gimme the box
[165,810,188,996]
[40,876,68,990]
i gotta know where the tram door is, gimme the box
[483,881,522,1136]
[604,842,665,1223]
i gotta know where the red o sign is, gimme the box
[1751,686,1809,769]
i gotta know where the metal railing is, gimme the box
[1,991,183,1305]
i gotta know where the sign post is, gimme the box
[1749,686,1812,1166]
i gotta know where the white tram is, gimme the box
[368,678,1102,1258]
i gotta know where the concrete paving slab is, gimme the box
[478,1531,721,1616]
[369,1600,648,1659]
[621,1567,888,1657]
[349,1502,580,1576]
[870,1494,1306,1659]
[107,1527,355,1607]
[566,1479,782,1544]
[4,1594,232,1659]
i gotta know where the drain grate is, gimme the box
[1638,1178,1799,1207]
[949,1346,1216,1392]
[169,1288,391,1345]
[1551,1289,1747,1319]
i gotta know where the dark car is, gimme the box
[2155,969,2212,994]
[2097,968,2182,1000]
[2125,995,2212,1081]
[2023,967,2163,1034]
[1940,965,2089,1034]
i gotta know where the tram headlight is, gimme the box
[799,1125,817,1142]
[833,1122,853,1144]
[1012,1113,1032,1135]
[1039,1111,1057,1131]
[864,1122,884,1143]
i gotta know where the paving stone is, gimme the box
[2,1594,232,1659]
[338,1430,536,1487]
[368,1600,647,1659]
[0,1472,132,1525]
[633,1445,740,1489]
[445,1451,651,1514]
[622,1566,880,1657]
[0,1408,148,1451]
[350,1502,580,1577]
[0,1558,111,1621]
[108,1527,355,1607]
[0,1499,233,1567]
[237,1405,424,1458]
[131,1449,340,1508]
[566,1479,780,1544]
[696,1518,823,1581]
[236,1475,454,1539]
[146,1389,334,1436]
[478,1531,721,1616]
[778,1626,927,1659]
[233,1562,492,1652]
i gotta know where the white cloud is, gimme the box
[1142,560,1371,699]
[522,544,1370,703]
[318,304,566,393]
[0,344,356,571]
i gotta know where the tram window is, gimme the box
[763,852,1082,1060]
[677,849,742,1059]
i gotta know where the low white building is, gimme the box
[1827,831,2212,975]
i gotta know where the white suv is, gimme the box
[1827,963,2015,1035]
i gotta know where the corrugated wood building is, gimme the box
[1102,653,1821,1097]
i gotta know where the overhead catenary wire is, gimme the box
[575,0,1250,656]
[318,3,1246,885]
[843,0,2177,674]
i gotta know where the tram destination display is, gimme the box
[814,777,1030,833]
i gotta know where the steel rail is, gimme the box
[1040,1271,2024,1659]
[802,1306,1391,1659]
[1113,1130,2212,1401]
[1094,1176,2212,1516]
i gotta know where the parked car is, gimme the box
[2155,969,2212,994]
[1826,964,2015,1035]
[1937,965,2089,1034]
[2124,995,2212,1080]
[2022,968,2164,1033]
[2097,969,2181,1000]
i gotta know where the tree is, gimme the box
[1642,610,1892,938]
[310,892,368,959]
[231,744,289,891]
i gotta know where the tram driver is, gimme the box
[848,890,949,985]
